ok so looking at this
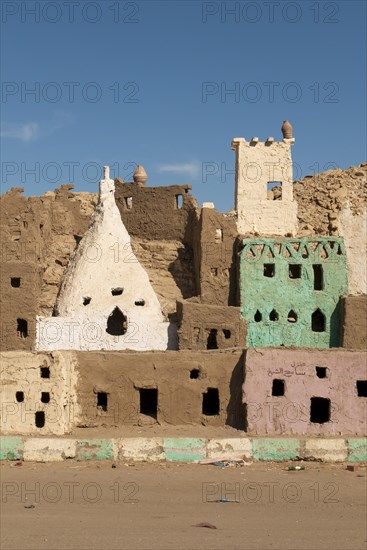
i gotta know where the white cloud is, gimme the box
[1,111,73,143]
[1,122,39,142]
[158,161,200,178]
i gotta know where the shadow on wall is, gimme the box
[168,206,200,299]
[168,246,197,300]
[225,351,246,430]
[229,237,242,307]
[330,301,342,347]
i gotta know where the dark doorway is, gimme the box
[207,329,218,350]
[310,397,330,423]
[35,411,45,428]
[139,388,158,419]
[312,309,325,332]
[97,392,108,411]
[202,388,220,416]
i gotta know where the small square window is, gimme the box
[264,264,275,277]
[289,265,301,279]
[272,379,284,396]
[356,381,367,397]
[11,277,21,288]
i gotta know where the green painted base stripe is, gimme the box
[0,436,24,461]
[76,439,114,460]
[164,438,205,449]
[252,438,300,461]
[347,439,367,462]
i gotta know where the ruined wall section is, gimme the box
[115,181,200,243]
[341,296,367,350]
[339,206,367,295]
[177,300,246,350]
[197,205,238,306]
[292,163,366,236]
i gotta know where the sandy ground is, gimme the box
[0,461,366,550]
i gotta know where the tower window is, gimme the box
[11,277,21,287]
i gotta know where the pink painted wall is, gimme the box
[243,348,367,436]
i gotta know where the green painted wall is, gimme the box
[240,237,348,348]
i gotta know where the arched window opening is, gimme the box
[312,309,325,333]
[106,307,127,336]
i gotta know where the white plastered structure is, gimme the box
[36,167,175,351]
[232,136,298,235]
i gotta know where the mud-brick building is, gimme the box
[0,122,366,438]
[240,237,348,348]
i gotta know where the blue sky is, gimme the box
[1,0,366,211]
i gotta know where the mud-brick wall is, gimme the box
[341,295,367,350]
[0,351,78,435]
[177,300,246,350]
[197,207,238,306]
[0,186,96,351]
[243,348,367,436]
[75,350,244,429]
[0,262,40,351]
[114,182,199,243]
